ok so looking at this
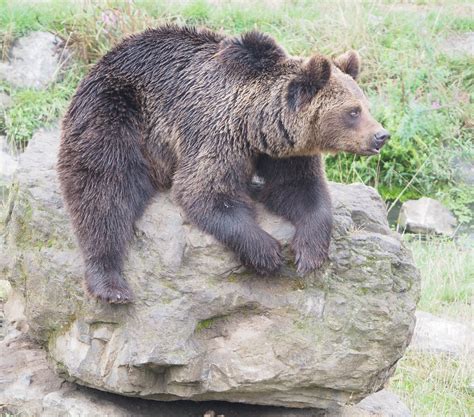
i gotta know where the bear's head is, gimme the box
[218,31,389,157]
[286,51,390,156]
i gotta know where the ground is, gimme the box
[390,236,473,416]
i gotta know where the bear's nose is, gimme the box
[372,130,390,151]
[374,130,390,144]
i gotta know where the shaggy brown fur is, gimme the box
[58,25,389,303]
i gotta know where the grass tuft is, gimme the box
[389,235,474,417]
[405,235,473,321]
[0,68,82,148]
[391,349,473,417]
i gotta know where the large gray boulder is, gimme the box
[0,127,420,409]
[0,289,411,417]
[0,287,411,417]
[0,329,409,417]
[0,31,71,89]
[410,311,473,357]
[398,197,457,236]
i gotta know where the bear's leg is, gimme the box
[256,155,332,275]
[173,156,283,275]
[59,118,155,303]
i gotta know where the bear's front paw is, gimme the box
[85,271,134,304]
[293,239,329,276]
[240,235,283,275]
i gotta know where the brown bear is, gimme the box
[58,25,389,304]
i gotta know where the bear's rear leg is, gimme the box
[59,107,155,303]
[63,155,155,304]
[63,161,155,303]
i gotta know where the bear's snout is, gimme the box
[371,129,390,153]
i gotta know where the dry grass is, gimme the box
[391,349,473,417]
[389,236,474,417]
[407,235,473,321]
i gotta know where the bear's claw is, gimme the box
[240,235,283,276]
[85,277,134,304]
[294,246,328,276]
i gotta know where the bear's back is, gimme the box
[98,25,224,82]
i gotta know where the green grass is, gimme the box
[388,236,474,417]
[391,350,473,417]
[0,0,472,219]
[0,69,82,148]
[406,236,473,321]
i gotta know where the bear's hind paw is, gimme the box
[85,277,134,304]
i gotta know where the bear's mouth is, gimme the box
[370,146,381,154]
[360,147,381,156]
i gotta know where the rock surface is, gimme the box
[1,291,409,417]
[0,31,71,89]
[410,311,473,357]
[0,135,19,188]
[0,294,410,417]
[398,197,457,236]
[0,279,10,301]
[441,32,474,57]
[451,154,474,187]
[351,390,411,417]
[0,92,12,109]
[0,297,410,417]
[0,127,420,409]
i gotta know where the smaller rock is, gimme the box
[0,31,71,89]
[203,412,225,417]
[452,155,474,186]
[0,136,19,188]
[398,197,457,236]
[0,92,12,109]
[441,32,474,58]
[328,389,411,417]
[410,311,473,356]
[0,280,11,301]
[355,390,411,417]
[3,290,29,342]
[0,335,65,413]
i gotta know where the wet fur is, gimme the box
[58,25,370,303]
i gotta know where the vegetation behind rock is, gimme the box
[0,0,473,222]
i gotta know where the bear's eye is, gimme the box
[349,108,361,118]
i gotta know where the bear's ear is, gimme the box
[334,50,360,80]
[218,31,287,73]
[287,55,331,112]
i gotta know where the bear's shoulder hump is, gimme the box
[217,31,287,74]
